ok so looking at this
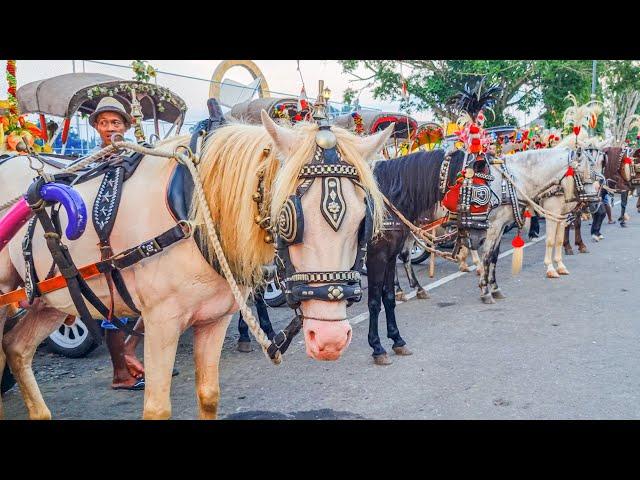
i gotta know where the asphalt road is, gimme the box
[3,202,639,419]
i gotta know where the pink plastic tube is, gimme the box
[0,198,34,253]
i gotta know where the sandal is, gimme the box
[112,378,145,391]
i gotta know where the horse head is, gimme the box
[262,111,392,361]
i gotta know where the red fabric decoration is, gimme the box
[469,124,479,134]
[471,138,481,145]
[511,233,525,248]
[565,166,575,176]
[573,126,581,136]
[524,210,532,218]
[623,156,633,165]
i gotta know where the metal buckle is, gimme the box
[137,238,162,257]
[272,331,288,349]
[177,220,193,239]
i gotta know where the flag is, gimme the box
[298,85,309,111]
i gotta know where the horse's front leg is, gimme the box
[488,242,505,299]
[457,245,471,272]
[2,302,66,420]
[544,219,560,278]
[0,305,7,420]
[382,265,411,356]
[142,307,182,420]
[555,221,570,275]
[193,315,231,420]
[470,248,483,276]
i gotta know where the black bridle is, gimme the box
[267,125,373,358]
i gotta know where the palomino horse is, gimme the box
[364,149,487,365]
[477,147,600,303]
[0,113,393,419]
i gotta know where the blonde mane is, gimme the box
[191,120,385,288]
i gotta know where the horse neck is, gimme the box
[506,149,571,198]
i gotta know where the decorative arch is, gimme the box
[209,60,270,100]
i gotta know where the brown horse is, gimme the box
[0,113,392,419]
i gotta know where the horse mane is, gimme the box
[192,121,386,288]
[373,149,466,221]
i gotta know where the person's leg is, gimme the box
[529,215,540,238]
[123,317,145,379]
[591,204,605,237]
[104,319,140,389]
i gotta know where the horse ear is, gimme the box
[355,123,395,161]
[261,110,298,157]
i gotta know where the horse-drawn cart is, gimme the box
[15,72,187,155]
[2,72,188,360]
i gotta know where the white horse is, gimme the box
[0,112,393,419]
[476,146,600,303]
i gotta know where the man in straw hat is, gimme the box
[89,97,147,390]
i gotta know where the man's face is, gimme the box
[95,111,128,146]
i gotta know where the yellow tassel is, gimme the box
[0,123,4,148]
[512,246,524,275]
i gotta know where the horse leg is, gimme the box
[471,248,483,276]
[2,303,66,420]
[0,306,6,419]
[407,261,429,299]
[382,265,411,356]
[479,225,502,304]
[489,242,506,299]
[544,219,560,278]
[367,263,390,365]
[555,222,570,275]
[142,308,181,420]
[457,245,471,272]
[563,220,574,255]
[193,316,231,420]
[619,191,628,226]
[394,261,407,302]
[574,215,588,253]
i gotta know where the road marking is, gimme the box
[348,235,546,326]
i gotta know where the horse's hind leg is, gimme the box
[382,265,411,356]
[405,260,429,299]
[0,305,7,419]
[489,243,505,299]
[193,315,231,420]
[2,302,66,420]
[394,263,407,302]
[142,307,181,420]
[563,221,574,255]
[457,245,471,272]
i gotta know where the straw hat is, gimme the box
[89,97,132,129]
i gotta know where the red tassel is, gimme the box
[469,124,480,134]
[573,126,581,136]
[524,210,532,218]
[623,156,633,165]
[512,233,525,248]
[565,166,575,177]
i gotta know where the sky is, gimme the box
[1,60,535,139]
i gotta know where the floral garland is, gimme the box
[85,82,186,115]
[131,60,157,83]
[272,102,311,125]
[352,112,364,135]
[0,60,49,153]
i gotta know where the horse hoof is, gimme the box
[481,294,495,304]
[476,269,483,276]
[459,265,470,273]
[236,341,253,353]
[546,270,560,279]
[416,290,430,300]
[393,345,413,356]
[395,292,408,302]
[373,354,393,366]
[578,245,589,254]
[491,289,506,300]
[564,248,574,256]
[557,268,570,275]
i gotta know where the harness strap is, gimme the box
[0,223,187,312]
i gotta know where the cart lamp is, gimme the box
[322,87,331,101]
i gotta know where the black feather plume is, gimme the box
[446,77,502,118]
